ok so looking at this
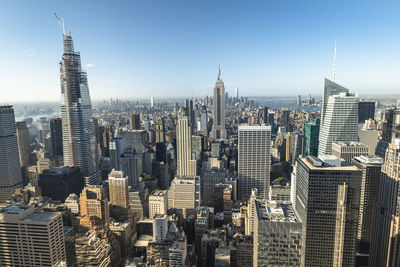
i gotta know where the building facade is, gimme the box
[211,67,226,139]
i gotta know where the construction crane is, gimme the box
[54,13,66,35]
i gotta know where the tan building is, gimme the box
[168,176,200,218]
[176,115,197,177]
[78,185,109,234]
[0,205,66,267]
[108,170,129,209]
[332,141,369,163]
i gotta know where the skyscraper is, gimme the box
[50,118,63,156]
[129,114,141,130]
[0,106,23,201]
[120,147,139,186]
[318,91,359,156]
[303,118,320,156]
[351,155,383,265]
[176,115,197,177]
[155,117,165,143]
[15,121,31,167]
[295,156,361,267]
[238,125,271,200]
[369,139,400,266]
[108,170,129,210]
[108,137,126,170]
[211,67,226,139]
[358,101,375,123]
[59,25,100,185]
[321,79,349,123]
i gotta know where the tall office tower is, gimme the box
[318,92,359,156]
[149,190,168,218]
[238,125,271,200]
[0,205,66,267]
[176,115,197,177]
[59,26,100,185]
[191,135,203,161]
[211,67,226,139]
[351,155,383,265]
[129,114,141,130]
[262,106,269,123]
[185,99,195,129]
[50,118,63,156]
[382,109,395,143]
[120,129,147,175]
[297,95,302,105]
[200,109,208,132]
[252,200,302,267]
[108,170,129,209]
[0,106,23,201]
[155,117,165,143]
[295,156,361,267]
[358,101,375,123]
[38,166,84,202]
[120,147,139,186]
[290,131,304,163]
[332,141,369,162]
[369,139,400,267]
[16,121,30,167]
[304,118,320,156]
[168,176,200,217]
[79,185,109,233]
[108,137,126,170]
[321,79,349,123]
[280,108,290,130]
[150,97,155,108]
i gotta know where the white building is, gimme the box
[153,214,168,243]
[238,125,271,200]
[65,193,80,214]
[149,190,168,218]
[108,170,129,209]
[318,92,359,156]
[168,176,200,217]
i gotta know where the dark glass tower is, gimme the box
[50,118,63,156]
[59,29,100,185]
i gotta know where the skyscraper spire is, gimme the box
[333,37,337,82]
[217,64,221,81]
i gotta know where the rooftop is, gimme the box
[333,141,368,147]
[256,200,298,223]
[303,156,358,171]
[151,190,167,196]
[354,155,384,165]
[23,212,59,222]
[0,205,31,215]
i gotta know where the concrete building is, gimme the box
[75,230,111,267]
[120,147,139,186]
[318,91,359,156]
[332,141,369,163]
[369,139,400,267]
[269,184,291,202]
[149,190,168,218]
[129,114,141,130]
[351,155,384,266]
[65,193,80,214]
[295,155,361,267]
[0,106,23,201]
[120,129,147,175]
[0,205,66,266]
[153,214,168,243]
[108,170,129,209]
[168,176,200,217]
[252,200,302,267]
[176,115,197,177]
[16,121,31,167]
[211,66,226,139]
[238,125,271,200]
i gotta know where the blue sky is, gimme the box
[1,0,399,102]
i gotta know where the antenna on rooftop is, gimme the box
[333,37,337,82]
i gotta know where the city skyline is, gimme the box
[1,1,400,102]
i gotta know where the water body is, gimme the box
[251,97,321,112]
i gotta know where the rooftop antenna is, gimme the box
[333,37,337,82]
[54,13,66,35]
[217,63,221,81]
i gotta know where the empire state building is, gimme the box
[59,24,100,185]
[211,67,226,139]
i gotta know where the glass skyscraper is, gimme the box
[59,29,100,185]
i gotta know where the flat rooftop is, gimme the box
[302,156,358,171]
[354,155,384,164]
[151,190,167,196]
[333,141,368,147]
[256,200,298,223]
[0,205,31,215]
[23,212,59,222]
